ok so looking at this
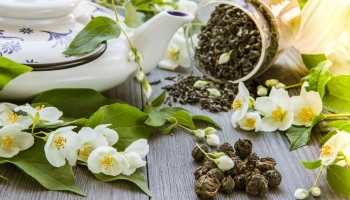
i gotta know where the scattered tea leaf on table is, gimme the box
[305,60,332,98]
[323,75,350,114]
[85,103,157,151]
[124,2,143,28]
[33,88,125,119]
[301,54,327,70]
[63,16,121,55]
[0,138,85,196]
[0,57,32,91]
[94,170,152,197]
[171,110,196,129]
[286,115,324,150]
[301,160,322,170]
[143,105,167,127]
[327,165,350,196]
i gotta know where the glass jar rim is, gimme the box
[185,0,271,83]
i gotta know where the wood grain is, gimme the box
[146,47,350,200]
[1,47,349,200]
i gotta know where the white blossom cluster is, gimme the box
[0,103,148,176]
[231,81,322,132]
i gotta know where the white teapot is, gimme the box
[0,0,194,100]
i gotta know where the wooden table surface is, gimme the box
[1,48,349,200]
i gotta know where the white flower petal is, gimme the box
[261,117,280,132]
[12,131,34,151]
[78,127,98,143]
[94,124,119,146]
[124,139,149,158]
[206,134,220,146]
[39,107,63,125]
[306,91,323,114]
[269,87,291,110]
[278,111,294,131]
[178,47,192,68]
[159,59,179,70]
[122,167,137,176]
[231,110,242,128]
[216,156,234,171]
[254,97,278,116]
[0,146,20,158]
[124,152,143,168]
[238,82,250,98]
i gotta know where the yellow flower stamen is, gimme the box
[100,154,115,170]
[1,136,16,148]
[271,109,283,121]
[35,105,45,111]
[79,145,94,161]
[54,136,67,150]
[245,118,256,128]
[232,100,242,111]
[7,112,20,124]
[320,145,332,157]
[298,107,313,122]
[168,49,179,61]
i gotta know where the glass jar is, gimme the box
[185,0,300,83]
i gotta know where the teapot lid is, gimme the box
[0,0,79,19]
[0,0,114,70]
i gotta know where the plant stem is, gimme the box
[177,123,194,134]
[284,83,302,89]
[321,113,350,118]
[308,165,326,192]
[111,1,141,70]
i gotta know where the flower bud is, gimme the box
[311,187,321,197]
[127,51,135,61]
[204,127,217,135]
[206,88,221,97]
[294,188,309,199]
[257,86,268,96]
[142,79,152,99]
[194,129,205,139]
[125,152,143,168]
[206,134,220,146]
[265,79,279,87]
[214,155,234,171]
[136,52,144,63]
[193,80,210,88]
[218,50,232,64]
[136,71,145,83]
[275,82,286,89]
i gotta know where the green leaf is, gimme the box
[327,165,350,196]
[162,117,177,133]
[171,110,196,129]
[160,107,221,128]
[298,0,308,9]
[320,130,338,146]
[0,57,32,91]
[301,160,322,170]
[94,170,152,197]
[286,115,325,150]
[33,88,125,119]
[124,2,143,28]
[301,54,327,70]
[0,138,85,196]
[339,124,350,132]
[63,16,121,55]
[151,90,167,107]
[143,105,167,127]
[306,60,332,98]
[36,118,88,129]
[322,120,350,129]
[323,75,350,114]
[85,103,157,151]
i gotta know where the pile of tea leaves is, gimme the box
[162,75,261,112]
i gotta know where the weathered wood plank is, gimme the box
[146,48,350,200]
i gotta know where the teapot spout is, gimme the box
[130,11,194,73]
